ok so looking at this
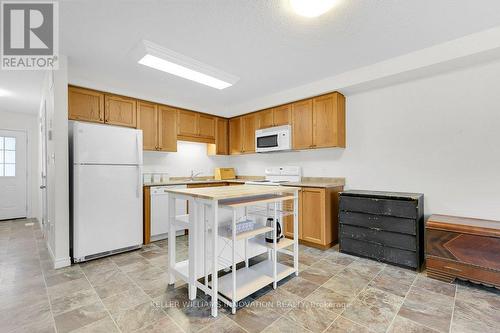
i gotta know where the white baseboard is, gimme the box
[47,241,71,269]
[53,257,71,269]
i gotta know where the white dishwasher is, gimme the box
[150,185,188,241]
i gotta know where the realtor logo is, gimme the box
[1,1,58,70]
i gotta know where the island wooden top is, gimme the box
[163,184,300,200]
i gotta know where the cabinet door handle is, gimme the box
[443,266,462,272]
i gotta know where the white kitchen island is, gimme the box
[165,185,299,317]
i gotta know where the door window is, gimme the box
[0,136,16,177]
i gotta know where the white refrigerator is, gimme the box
[70,121,143,262]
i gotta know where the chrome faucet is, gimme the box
[190,170,203,181]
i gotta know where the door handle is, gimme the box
[40,185,46,189]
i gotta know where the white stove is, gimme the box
[245,166,301,186]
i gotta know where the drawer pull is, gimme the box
[370,227,381,231]
[443,266,462,272]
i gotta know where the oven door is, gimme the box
[256,133,280,152]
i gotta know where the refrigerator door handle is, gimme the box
[137,166,141,198]
[136,131,143,198]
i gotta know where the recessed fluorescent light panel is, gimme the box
[137,40,239,90]
[0,88,11,97]
[290,0,337,18]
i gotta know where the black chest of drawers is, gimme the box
[339,190,424,271]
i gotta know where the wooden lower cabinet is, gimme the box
[143,186,151,244]
[283,186,342,249]
[300,188,326,244]
[186,182,228,188]
[283,198,296,239]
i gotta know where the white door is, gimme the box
[73,164,142,260]
[71,121,142,165]
[0,130,27,220]
[40,101,48,228]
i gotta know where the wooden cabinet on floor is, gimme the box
[283,186,342,249]
[104,94,137,128]
[68,86,104,123]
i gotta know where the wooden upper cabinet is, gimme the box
[273,104,291,126]
[137,101,158,151]
[215,118,229,155]
[291,99,314,149]
[241,114,257,153]
[104,94,137,128]
[177,110,198,137]
[198,114,216,140]
[177,110,215,143]
[158,105,178,152]
[68,86,104,123]
[257,105,291,129]
[300,188,326,245]
[313,92,346,148]
[257,109,274,129]
[229,117,242,155]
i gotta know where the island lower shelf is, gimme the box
[211,260,295,302]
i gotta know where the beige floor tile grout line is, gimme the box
[449,282,459,333]
[79,263,123,333]
[110,252,188,333]
[248,249,377,333]
[383,266,418,333]
[35,223,60,333]
[320,259,389,333]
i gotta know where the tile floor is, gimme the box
[1,219,500,333]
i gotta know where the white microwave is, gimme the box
[255,125,292,153]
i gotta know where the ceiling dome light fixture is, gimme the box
[290,0,337,18]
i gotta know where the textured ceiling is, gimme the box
[3,1,500,115]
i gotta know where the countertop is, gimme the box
[281,177,345,188]
[143,176,345,188]
[143,179,246,187]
